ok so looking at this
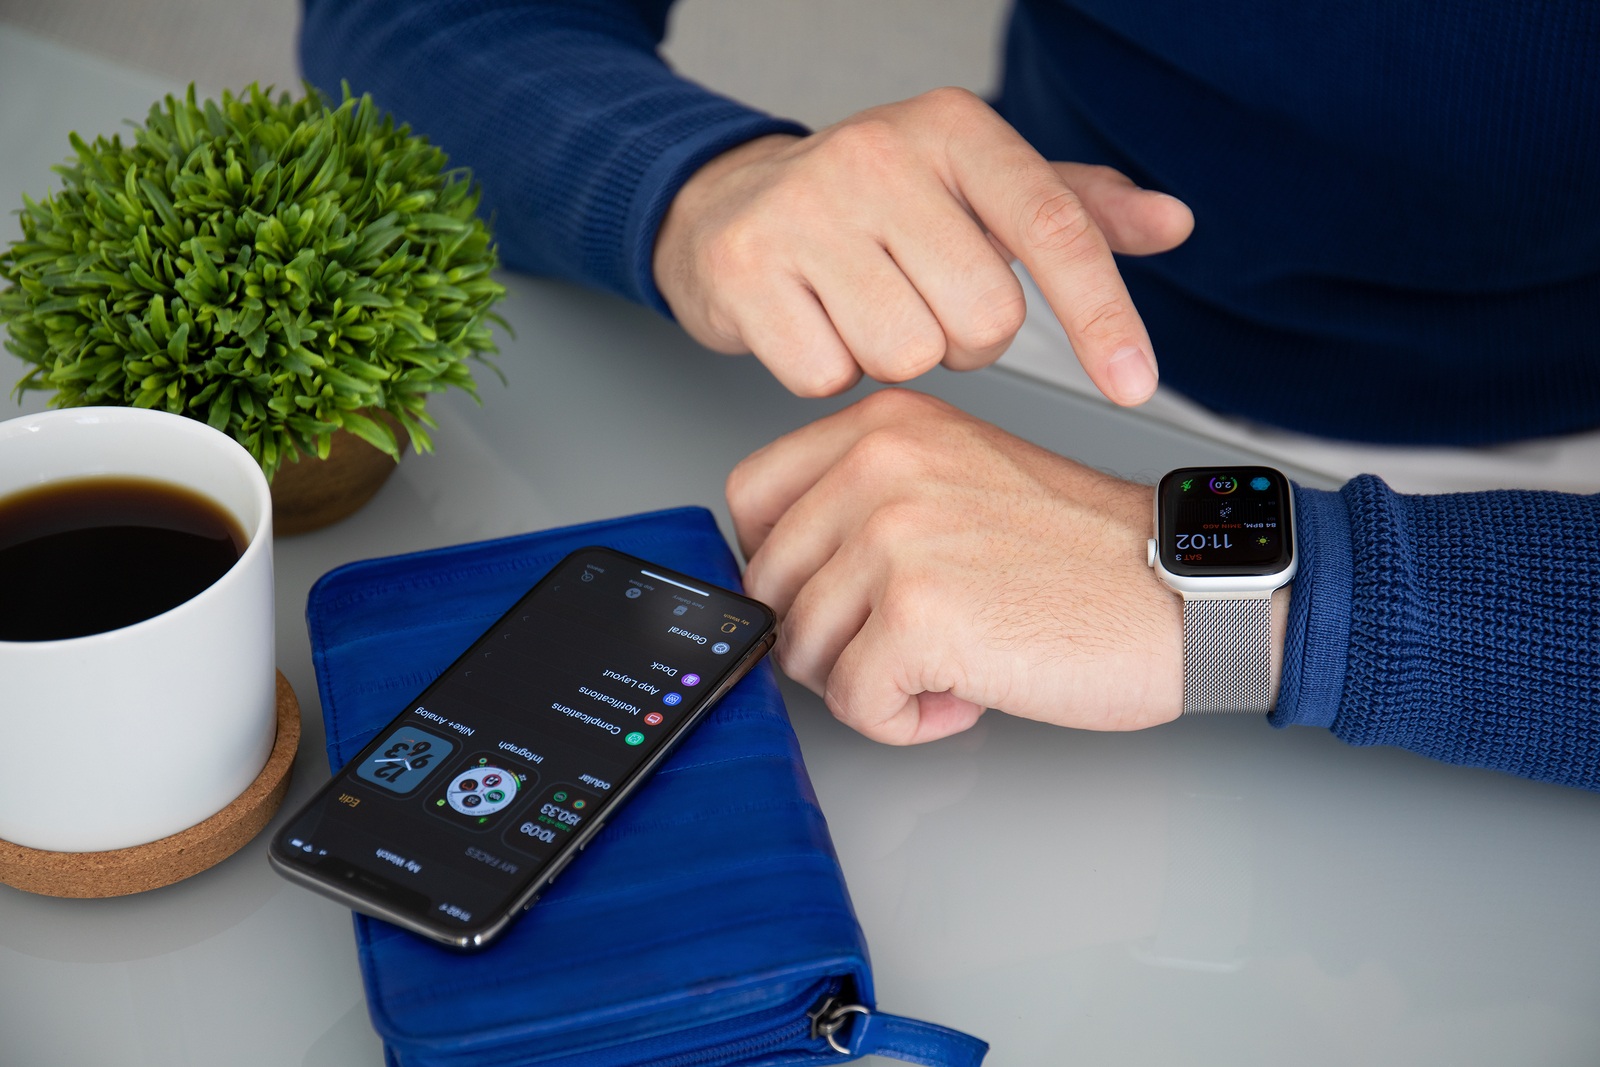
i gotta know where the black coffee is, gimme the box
[0,476,247,641]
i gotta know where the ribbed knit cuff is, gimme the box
[299,0,812,318]
[1271,484,1354,729]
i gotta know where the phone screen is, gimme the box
[269,547,776,948]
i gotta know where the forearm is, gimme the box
[298,0,807,310]
[1277,477,1600,790]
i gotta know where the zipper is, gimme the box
[419,976,991,1067]
[639,978,849,1067]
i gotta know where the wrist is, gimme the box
[652,133,802,314]
[1270,583,1290,702]
[1149,467,1298,714]
[1098,475,1185,728]
[675,132,801,196]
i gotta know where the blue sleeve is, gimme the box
[298,0,809,313]
[1275,477,1600,791]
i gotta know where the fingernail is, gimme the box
[1106,345,1158,404]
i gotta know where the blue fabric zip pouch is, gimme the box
[305,506,988,1067]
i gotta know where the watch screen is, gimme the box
[1157,467,1292,577]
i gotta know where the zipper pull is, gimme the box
[808,994,870,1053]
[807,994,990,1065]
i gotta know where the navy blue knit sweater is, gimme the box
[300,0,1600,789]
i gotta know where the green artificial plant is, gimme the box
[0,83,505,480]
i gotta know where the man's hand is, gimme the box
[654,87,1193,403]
[726,389,1186,745]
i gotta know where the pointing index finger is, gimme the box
[942,115,1159,405]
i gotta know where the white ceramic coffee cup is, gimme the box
[0,407,276,853]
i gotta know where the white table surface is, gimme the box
[3,27,1599,1067]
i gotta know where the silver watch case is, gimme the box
[1146,481,1298,598]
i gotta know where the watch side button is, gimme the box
[1146,538,1157,568]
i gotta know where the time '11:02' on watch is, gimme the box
[1147,466,1297,714]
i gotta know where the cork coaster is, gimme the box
[0,671,301,898]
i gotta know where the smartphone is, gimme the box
[269,546,777,950]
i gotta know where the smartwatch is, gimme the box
[1147,466,1297,714]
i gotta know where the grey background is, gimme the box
[0,0,1008,126]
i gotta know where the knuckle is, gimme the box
[915,85,984,119]
[823,688,904,745]
[874,573,937,637]
[788,358,861,398]
[956,284,1028,354]
[820,684,868,733]
[909,86,996,148]
[837,424,927,486]
[740,549,788,616]
[739,549,768,596]
[859,498,930,550]
[1073,293,1126,342]
[1021,186,1100,261]
[871,329,947,382]
[771,622,804,673]
[724,459,757,515]
[857,384,947,422]
[700,303,745,349]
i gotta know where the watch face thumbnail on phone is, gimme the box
[269,547,776,949]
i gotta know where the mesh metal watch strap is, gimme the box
[1182,597,1274,714]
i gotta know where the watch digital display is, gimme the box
[1157,467,1293,577]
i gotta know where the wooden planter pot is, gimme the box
[269,412,408,536]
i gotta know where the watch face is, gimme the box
[1157,467,1293,577]
[355,726,457,795]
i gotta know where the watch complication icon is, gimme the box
[356,726,457,795]
[446,765,520,816]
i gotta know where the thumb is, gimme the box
[1050,162,1194,256]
